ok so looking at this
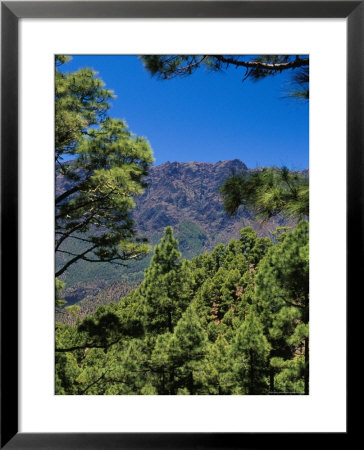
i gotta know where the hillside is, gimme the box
[56,159,295,314]
[132,159,289,248]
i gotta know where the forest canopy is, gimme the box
[56,223,309,395]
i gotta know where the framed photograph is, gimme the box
[1,1,357,447]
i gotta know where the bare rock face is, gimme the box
[131,159,289,249]
[133,159,248,235]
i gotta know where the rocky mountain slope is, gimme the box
[132,159,288,250]
[56,159,296,313]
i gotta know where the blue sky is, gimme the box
[62,55,309,170]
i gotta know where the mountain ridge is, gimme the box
[132,158,291,247]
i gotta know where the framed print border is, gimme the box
[1,1,358,448]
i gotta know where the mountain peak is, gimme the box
[133,159,266,241]
[157,159,247,170]
[215,159,248,171]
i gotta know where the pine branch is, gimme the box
[55,186,118,220]
[55,185,80,205]
[55,245,97,278]
[213,55,309,72]
[55,211,98,251]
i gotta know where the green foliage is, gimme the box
[151,306,207,394]
[55,223,309,395]
[271,355,305,394]
[220,167,309,220]
[285,66,309,102]
[55,55,154,282]
[55,278,66,307]
[231,313,271,394]
[65,305,80,317]
[238,227,273,265]
[138,226,192,334]
[196,336,235,394]
[255,221,309,394]
[256,221,309,316]
[55,55,309,394]
[55,352,81,395]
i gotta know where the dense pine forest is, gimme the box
[55,55,309,395]
[56,222,308,395]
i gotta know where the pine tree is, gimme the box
[271,355,305,394]
[101,339,151,395]
[237,227,273,266]
[231,312,271,394]
[193,266,228,330]
[139,227,192,335]
[55,56,154,281]
[190,253,214,294]
[150,332,174,394]
[210,243,226,273]
[55,299,148,394]
[220,268,241,318]
[255,221,309,394]
[55,215,309,396]
[196,335,235,394]
[151,307,207,394]
[220,167,309,222]
[55,352,82,394]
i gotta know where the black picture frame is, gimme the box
[1,1,357,448]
